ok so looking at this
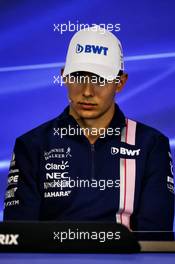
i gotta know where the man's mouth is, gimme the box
[78,102,97,106]
[78,101,97,109]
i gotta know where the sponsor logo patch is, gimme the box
[76,43,108,56]
[111,147,140,156]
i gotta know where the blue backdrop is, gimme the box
[0,0,174,225]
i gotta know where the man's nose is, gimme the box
[82,82,95,97]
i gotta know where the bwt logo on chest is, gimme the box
[76,44,108,56]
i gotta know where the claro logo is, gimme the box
[111,147,140,156]
[76,44,108,56]
[0,234,19,245]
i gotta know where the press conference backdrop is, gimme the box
[0,0,174,225]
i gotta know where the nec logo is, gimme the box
[111,147,141,156]
[0,234,19,245]
[76,44,108,56]
[46,172,69,180]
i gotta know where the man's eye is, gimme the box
[99,77,105,83]
[96,78,106,86]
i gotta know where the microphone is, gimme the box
[68,96,73,103]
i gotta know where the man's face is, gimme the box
[64,71,126,119]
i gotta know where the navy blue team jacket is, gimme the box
[3,104,174,231]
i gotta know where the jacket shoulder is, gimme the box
[127,118,169,144]
[16,116,61,143]
[128,118,168,137]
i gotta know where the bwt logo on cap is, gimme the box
[76,44,108,56]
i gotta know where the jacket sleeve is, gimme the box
[132,135,174,231]
[3,137,41,221]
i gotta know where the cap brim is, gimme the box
[62,62,120,80]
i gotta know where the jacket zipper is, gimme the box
[91,144,95,180]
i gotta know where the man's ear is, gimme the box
[116,73,128,93]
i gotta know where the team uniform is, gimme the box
[3,104,174,231]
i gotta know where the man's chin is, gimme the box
[77,110,100,119]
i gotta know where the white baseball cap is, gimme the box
[62,26,124,80]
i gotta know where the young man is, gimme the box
[3,26,174,231]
